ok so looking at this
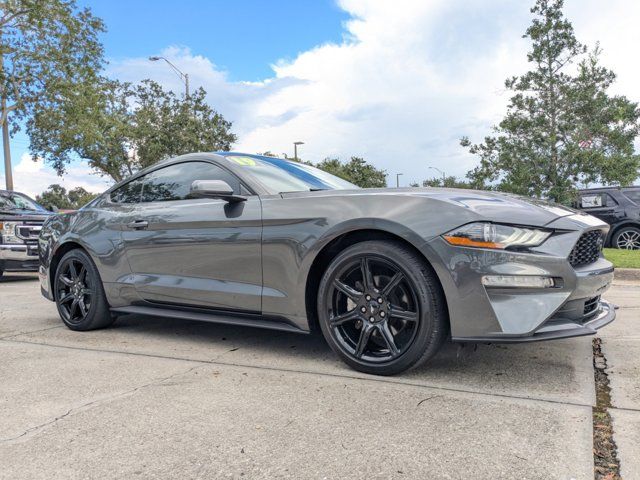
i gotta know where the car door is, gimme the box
[121,160,263,312]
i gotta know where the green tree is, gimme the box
[420,176,472,189]
[36,184,97,210]
[32,79,237,182]
[0,0,105,190]
[462,0,640,203]
[316,156,387,188]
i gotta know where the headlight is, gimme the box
[0,221,22,244]
[443,222,551,250]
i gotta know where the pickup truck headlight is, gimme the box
[0,221,22,245]
[443,222,551,250]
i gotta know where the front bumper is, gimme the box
[0,244,40,272]
[428,229,616,343]
[452,299,616,343]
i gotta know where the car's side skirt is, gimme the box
[109,305,309,334]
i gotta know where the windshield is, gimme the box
[222,154,359,193]
[0,192,46,212]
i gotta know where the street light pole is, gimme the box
[149,56,190,97]
[396,173,403,188]
[428,166,446,185]
[293,141,304,162]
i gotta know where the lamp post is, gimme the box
[396,173,403,188]
[149,56,190,97]
[428,166,446,185]
[293,141,304,162]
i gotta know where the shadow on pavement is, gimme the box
[0,273,39,283]
[100,312,588,401]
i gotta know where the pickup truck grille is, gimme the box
[569,230,604,267]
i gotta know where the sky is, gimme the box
[3,0,640,197]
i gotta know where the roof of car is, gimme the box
[578,185,640,192]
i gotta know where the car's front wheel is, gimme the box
[317,240,448,375]
[54,249,114,331]
[613,226,640,250]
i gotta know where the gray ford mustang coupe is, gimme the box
[39,152,615,375]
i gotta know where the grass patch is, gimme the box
[603,248,640,269]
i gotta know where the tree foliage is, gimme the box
[316,156,387,188]
[0,0,105,139]
[36,184,97,210]
[463,0,640,203]
[31,79,237,182]
[418,176,472,189]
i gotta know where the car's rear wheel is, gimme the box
[54,249,114,331]
[317,240,448,375]
[613,226,640,250]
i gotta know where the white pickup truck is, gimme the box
[0,190,53,278]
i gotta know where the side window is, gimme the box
[140,162,243,203]
[111,178,144,204]
[579,193,617,209]
[579,194,603,209]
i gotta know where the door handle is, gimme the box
[126,220,149,230]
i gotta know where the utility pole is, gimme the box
[1,52,13,191]
[2,120,11,190]
[293,141,304,162]
[396,173,403,188]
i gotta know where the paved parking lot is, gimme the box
[1,273,638,479]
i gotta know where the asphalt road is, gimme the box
[1,272,638,480]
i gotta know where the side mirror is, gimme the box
[190,180,247,203]
[48,205,59,213]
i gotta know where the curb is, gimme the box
[614,268,640,282]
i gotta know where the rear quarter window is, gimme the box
[623,189,640,205]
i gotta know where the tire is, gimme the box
[612,226,640,250]
[54,249,115,331]
[317,240,448,375]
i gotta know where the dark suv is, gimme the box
[576,186,640,249]
[0,190,53,277]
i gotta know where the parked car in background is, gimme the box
[0,190,53,277]
[576,186,640,250]
[39,153,615,375]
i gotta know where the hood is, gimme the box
[283,187,587,228]
[398,188,579,226]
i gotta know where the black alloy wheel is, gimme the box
[54,249,114,331]
[317,240,447,375]
[56,257,94,324]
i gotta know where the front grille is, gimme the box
[568,230,604,267]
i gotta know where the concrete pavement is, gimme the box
[599,280,640,479]
[0,272,638,479]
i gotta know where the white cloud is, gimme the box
[49,0,640,187]
[0,153,112,199]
